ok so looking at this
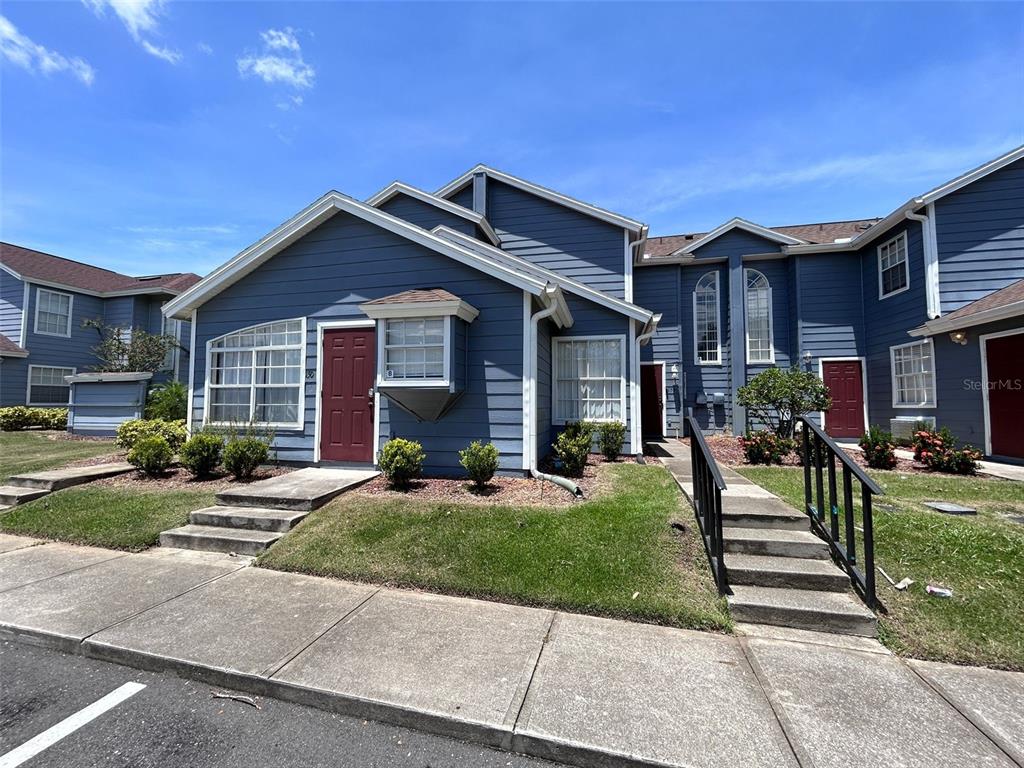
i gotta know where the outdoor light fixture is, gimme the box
[670,363,679,379]
[802,350,813,364]
[949,330,968,346]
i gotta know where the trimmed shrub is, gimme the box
[0,406,31,431]
[0,407,68,431]
[736,366,832,438]
[127,435,174,476]
[145,381,187,421]
[116,419,186,452]
[912,426,953,462]
[459,441,500,489]
[913,427,981,475]
[740,430,793,465]
[859,426,898,470]
[597,421,627,461]
[379,438,425,488]
[223,436,270,480]
[553,421,593,477]
[179,431,225,478]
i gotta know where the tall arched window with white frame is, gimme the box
[745,269,774,364]
[693,271,721,365]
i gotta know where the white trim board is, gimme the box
[816,357,869,436]
[522,291,532,471]
[909,299,1024,337]
[979,327,1024,457]
[313,318,379,464]
[186,309,197,433]
[640,360,668,436]
[366,181,502,247]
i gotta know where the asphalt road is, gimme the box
[0,641,559,768]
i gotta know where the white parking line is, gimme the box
[0,681,146,768]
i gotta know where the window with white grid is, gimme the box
[693,271,721,364]
[383,318,446,381]
[745,269,774,363]
[34,289,72,337]
[553,337,624,423]
[207,320,303,426]
[890,340,935,407]
[28,366,73,405]
[878,233,908,298]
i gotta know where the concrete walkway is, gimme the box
[842,442,1024,482]
[0,461,134,511]
[0,534,1020,768]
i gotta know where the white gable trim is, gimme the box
[917,144,1024,205]
[366,181,501,247]
[436,165,645,234]
[162,192,550,320]
[669,217,806,258]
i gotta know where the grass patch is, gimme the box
[0,431,119,483]
[259,463,730,631]
[737,465,1024,670]
[0,487,215,551]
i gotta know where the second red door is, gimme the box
[320,328,375,462]
[822,360,865,439]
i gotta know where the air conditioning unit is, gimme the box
[890,416,935,441]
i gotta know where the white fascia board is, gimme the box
[65,371,153,383]
[162,192,548,320]
[431,226,653,323]
[668,217,806,257]
[908,300,1024,337]
[359,298,480,323]
[0,348,29,358]
[0,262,24,281]
[366,181,502,247]
[917,144,1024,205]
[436,165,645,234]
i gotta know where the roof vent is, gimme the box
[833,237,853,244]
[685,234,694,240]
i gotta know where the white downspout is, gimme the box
[905,208,941,319]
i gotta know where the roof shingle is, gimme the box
[363,288,462,305]
[0,333,28,357]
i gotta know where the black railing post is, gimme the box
[862,487,876,608]
[843,464,856,566]
[814,434,825,522]
[713,485,724,585]
[685,416,728,595]
[802,426,812,516]
[826,446,839,540]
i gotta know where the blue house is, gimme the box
[0,243,199,408]
[161,146,1024,472]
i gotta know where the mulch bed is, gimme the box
[90,464,295,492]
[680,435,922,474]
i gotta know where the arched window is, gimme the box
[745,269,774,364]
[693,272,721,364]
[207,319,304,427]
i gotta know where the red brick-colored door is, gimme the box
[320,328,375,462]
[640,363,664,436]
[986,333,1024,459]
[822,361,865,439]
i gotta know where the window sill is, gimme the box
[33,329,72,338]
[378,379,450,388]
[879,285,910,301]
[892,403,936,410]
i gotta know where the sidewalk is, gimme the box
[0,533,1021,768]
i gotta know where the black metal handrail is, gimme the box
[686,416,728,592]
[797,416,884,608]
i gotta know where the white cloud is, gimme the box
[83,0,182,64]
[0,15,95,85]
[238,27,315,93]
[197,41,213,55]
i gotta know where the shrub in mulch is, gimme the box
[859,426,898,470]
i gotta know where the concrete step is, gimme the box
[216,467,378,511]
[721,507,807,531]
[189,505,309,532]
[726,553,850,591]
[727,585,877,637]
[724,527,829,559]
[159,525,283,556]
[0,485,49,507]
[7,462,134,491]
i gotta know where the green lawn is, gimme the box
[0,431,120,483]
[0,487,216,551]
[737,465,1024,670]
[259,463,731,631]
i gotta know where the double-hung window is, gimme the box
[693,271,721,364]
[553,336,624,423]
[745,269,774,364]
[878,233,909,298]
[207,319,304,427]
[28,365,74,406]
[890,339,936,408]
[383,318,446,381]
[34,289,73,337]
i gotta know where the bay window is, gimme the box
[384,317,446,381]
[553,336,625,423]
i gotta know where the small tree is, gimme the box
[84,319,179,373]
[737,366,831,439]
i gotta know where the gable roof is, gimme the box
[0,242,200,297]
[162,190,561,320]
[0,333,29,358]
[662,217,808,260]
[436,165,647,235]
[365,182,502,247]
[910,279,1024,337]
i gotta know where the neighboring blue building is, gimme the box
[0,243,199,408]
[159,146,1023,472]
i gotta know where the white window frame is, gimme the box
[203,317,306,430]
[744,268,775,364]
[26,365,76,406]
[692,271,722,366]
[161,317,181,376]
[376,315,451,388]
[33,288,73,338]
[890,338,937,408]
[551,334,627,425]
[877,232,910,299]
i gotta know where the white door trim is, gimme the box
[313,318,378,464]
[817,356,869,436]
[640,361,667,436]
[979,327,1024,457]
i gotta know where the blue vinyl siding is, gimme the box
[690,229,784,260]
[0,357,28,406]
[190,210,525,473]
[797,253,865,362]
[1,270,24,341]
[24,283,105,377]
[535,313,553,460]
[449,184,475,212]
[635,265,683,434]
[103,296,135,328]
[378,193,478,238]
[67,378,147,436]
[486,180,628,299]
[934,157,1024,313]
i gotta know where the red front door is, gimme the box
[986,332,1024,459]
[320,328,375,463]
[822,360,865,439]
[640,364,664,436]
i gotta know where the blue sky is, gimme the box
[1,1,1022,278]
